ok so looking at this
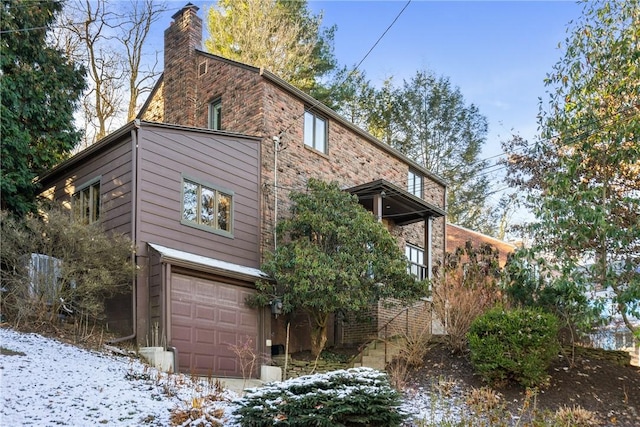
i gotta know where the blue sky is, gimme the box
[306,0,585,160]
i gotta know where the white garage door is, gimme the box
[170,273,258,377]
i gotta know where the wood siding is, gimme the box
[39,135,134,237]
[136,124,261,268]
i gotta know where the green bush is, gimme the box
[233,367,406,426]
[468,307,560,387]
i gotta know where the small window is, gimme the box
[182,178,233,235]
[406,244,427,280]
[303,110,327,153]
[208,98,222,130]
[408,169,423,198]
[72,179,100,224]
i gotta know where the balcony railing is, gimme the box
[408,261,428,281]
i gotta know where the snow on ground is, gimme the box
[0,327,465,426]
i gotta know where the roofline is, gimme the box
[37,120,261,184]
[347,178,446,219]
[446,222,517,248]
[191,50,448,188]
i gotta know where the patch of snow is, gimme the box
[0,327,466,426]
[0,327,240,426]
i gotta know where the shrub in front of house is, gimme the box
[467,307,560,388]
[0,207,134,332]
[233,367,406,426]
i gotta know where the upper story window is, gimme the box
[182,177,233,235]
[408,169,423,198]
[208,98,222,130]
[304,110,327,153]
[72,178,101,224]
[406,244,427,281]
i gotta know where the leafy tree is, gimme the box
[253,179,428,357]
[0,0,86,216]
[204,0,337,100]
[325,67,377,127]
[503,0,640,339]
[389,70,494,234]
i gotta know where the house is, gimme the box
[39,3,446,377]
[446,223,517,268]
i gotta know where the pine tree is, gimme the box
[1,0,86,215]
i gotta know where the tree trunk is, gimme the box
[309,312,329,358]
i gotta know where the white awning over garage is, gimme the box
[148,243,268,281]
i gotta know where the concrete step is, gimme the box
[360,356,386,370]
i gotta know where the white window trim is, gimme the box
[408,169,423,198]
[303,109,328,154]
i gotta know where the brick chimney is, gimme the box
[163,3,202,126]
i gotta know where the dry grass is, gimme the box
[465,386,502,412]
[553,405,600,426]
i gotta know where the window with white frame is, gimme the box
[408,169,423,198]
[208,98,222,130]
[182,177,233,235]
[72,179,101,224]
[406,244,427,280]
[303,110,327,153]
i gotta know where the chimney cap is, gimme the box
[172,2,199,20]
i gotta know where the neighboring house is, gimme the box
[586,267,640,366]
[40,4,447,376]
[446,223,517,268]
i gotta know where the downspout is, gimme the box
[273,136,280,250]
[427,217,433,280]
[107,120,141,344]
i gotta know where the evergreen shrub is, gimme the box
[233,367,406,426]
[468,307,560,387]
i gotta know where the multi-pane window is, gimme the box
[303,110,327,153]
[72,180,100,224]
[406,244,427,280]
[182,178,233,234]
[408,169,423,198]
[208,99,222,130]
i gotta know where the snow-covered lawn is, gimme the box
[0,327,465,426]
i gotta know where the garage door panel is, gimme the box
[194,328,214,345]
[239,312,258,328]
[217,355,238,373]
[195,281,216,300]
[170,273,258,376]
[195,305,215,321]
[172,300,192,317]
[218,308,239,326]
